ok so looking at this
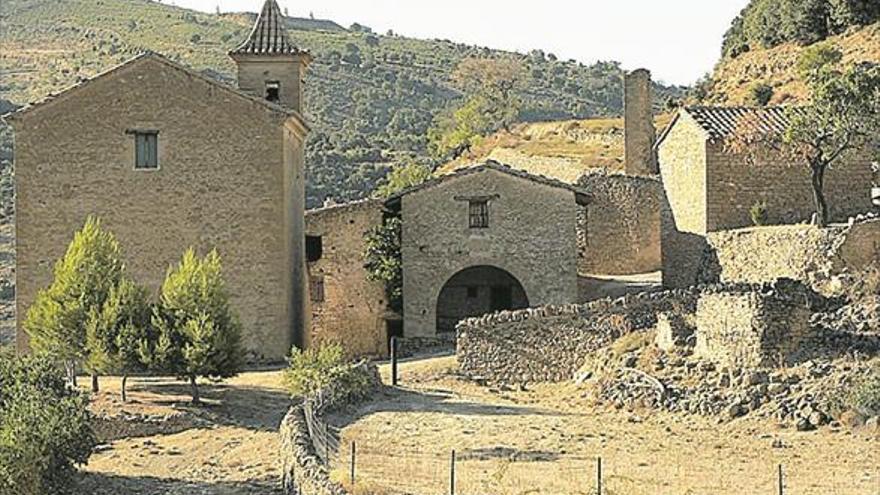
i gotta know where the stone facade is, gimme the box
[305,199,389,358]
[577,171,662,275]
[10,50,309,359]
[392,163,583,338]
[694,288,813,368]
[657,107,875,235]
[623,69,657,176]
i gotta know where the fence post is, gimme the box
[350,441,356,487]
[390,336,399,386]
[778,464,784,495]
[597,456,602,495]
[450,449,456,495]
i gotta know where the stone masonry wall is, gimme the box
[401,168,579,338]
[665,217,880,293]
[577,171,662,275]
[694,287,814,368]
[305,199,388,358]
[11,56,305,361]
[657,111,707,234]
[457,287,700,384]
[705,143,875,231]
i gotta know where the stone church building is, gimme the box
[7,0,311,361]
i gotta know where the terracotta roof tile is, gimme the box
[685,106,792,141]
[230,0,305,56]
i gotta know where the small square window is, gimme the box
[469,200,489,229]
[306,235,323,262]
[265,81,280,103]
[134,131,158,169]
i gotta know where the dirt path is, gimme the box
[331,356,879,495]
[78,371,291,495]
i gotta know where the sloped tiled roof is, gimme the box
[385,160,591,207]
[230,0,307,56]
[656,106,795,147]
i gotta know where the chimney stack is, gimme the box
[624,69,657,175]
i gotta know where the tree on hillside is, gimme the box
[85,278,154,402]
[729,49,880,226]
[373,162,432,198]
[428,58,526,159]
[23,217,124,390]
[152,248,243,404]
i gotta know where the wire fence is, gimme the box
[318,442,879,495]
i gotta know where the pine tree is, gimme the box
[85,278,154,402]
[152,248,243,404]
[24,217,124,389]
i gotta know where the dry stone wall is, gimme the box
[457,288,700,384]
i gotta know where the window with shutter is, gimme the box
[468,200,489,228]
[134,131,159,169]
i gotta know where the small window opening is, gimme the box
[265,81,280,103]
[134,131,158,169]
[466,286,478,298]
[306,235,323,262]
[468,200,489,229]
[309,276,325,302]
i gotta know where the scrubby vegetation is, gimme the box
[0,354,95,495]
[283,343,374,401]
[722,0,880,59]
[0,0,683,211]
[363,217,403,313]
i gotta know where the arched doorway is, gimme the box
[436,265,529,333]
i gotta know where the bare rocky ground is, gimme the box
[331,356,879,495]
[75,371,293,495]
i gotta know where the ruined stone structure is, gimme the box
[577,171,662,275]
[664,216,880,292]
[657,106,874,234]
[7,0,311,360]
[695,289,813,368]
[623,69,657,176]
[304,199,389,358]
[387,161,587,339]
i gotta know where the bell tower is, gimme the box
[229,0,312,113]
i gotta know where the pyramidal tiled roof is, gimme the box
[684,106,792,141]
[231,0,305,56]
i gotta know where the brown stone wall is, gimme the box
[232,54,308,114]
[305,199,388,358]
[657,113,707,234]
[401,168,579,338]
[577,172,662,275]
[705,143,874,231]
[694,290,813,368]
[12,56,305,361]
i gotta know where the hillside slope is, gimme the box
[0,0,683,207]
[706,23,880,105]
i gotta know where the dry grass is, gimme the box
[332,356,879,495]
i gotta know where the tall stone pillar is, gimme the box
[624,69,657,175]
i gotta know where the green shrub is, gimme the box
[848,364,880,417]
[750,201,769,226]
[748,82,774,106]
[0,355,95,495]
[283,344,374,404]
[364,217,403,313]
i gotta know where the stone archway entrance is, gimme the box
[436,265,529,333]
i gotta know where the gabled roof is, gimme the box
[2,51,308,132]
[230,0,310,58]
[656,106,792,147]
[385,160,590,208]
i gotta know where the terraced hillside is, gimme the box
[0,0,683,208]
